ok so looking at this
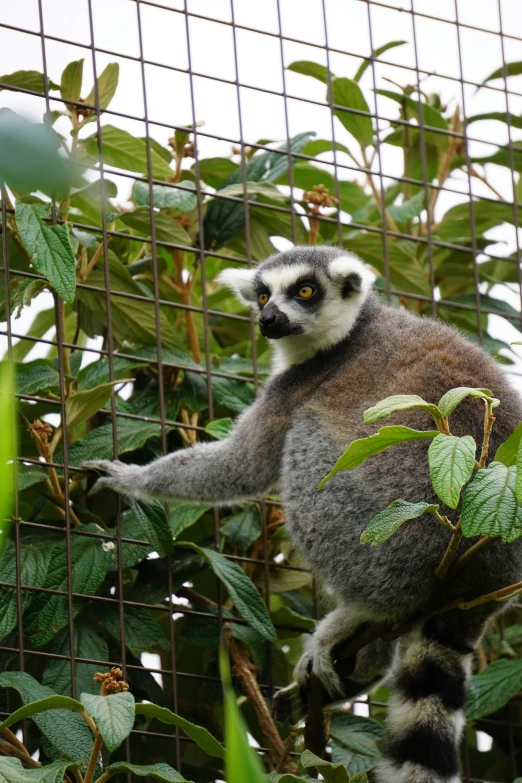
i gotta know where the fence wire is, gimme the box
[1,1,522,781]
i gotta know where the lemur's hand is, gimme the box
[83,460,143,497]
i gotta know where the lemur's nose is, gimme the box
[260,312,277,327]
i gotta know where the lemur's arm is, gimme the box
[84,398,288,504]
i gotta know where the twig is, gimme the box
[83,731,103,783]
[360,147,399,234]
[172,249,202,364]
[478,399,496,469]
[229,636,296,772]
[427,105,460,229]
[450,535,494,576]
[0,737,41,769]
[80,240,110,283]
[434,521,462,581]
[469,166,504,201]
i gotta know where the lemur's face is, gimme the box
[217,247,373,346]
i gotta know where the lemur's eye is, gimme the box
[258,293,269,306]
[298,285,314,299]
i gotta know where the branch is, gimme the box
[478,399,496,469]
[434,521,462,581]
[83,732,104,783]
[229,636,296,773]
[0,736,41,769]
[360,147,399,234]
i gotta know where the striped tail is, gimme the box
[374,621,472,783]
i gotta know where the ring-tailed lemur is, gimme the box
[85,246,522,783]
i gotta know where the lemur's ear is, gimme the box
[329,253,374,299]
[216,267,257,305]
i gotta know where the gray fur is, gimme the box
[85,246,522,783]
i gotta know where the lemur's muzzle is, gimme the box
[259,303,302,339]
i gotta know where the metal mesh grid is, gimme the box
[1,0,522,780]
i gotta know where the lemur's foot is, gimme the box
[294,641,346,699]
[83,460,142,497]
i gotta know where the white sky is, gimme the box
[1,0,522,381]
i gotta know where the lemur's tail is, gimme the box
[374,620,472,783]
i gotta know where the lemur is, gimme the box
[85,246,522,783]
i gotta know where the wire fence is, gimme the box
[1,0,522,781]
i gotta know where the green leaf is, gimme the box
[135,702,224,758]
[0,542,54,639]
[81,691,135,752]
[287,61,330,84]
[177,543,277,641]
[98,605,169,656]
[354,40,407,82]
[479,61,522,86]
[0,671,96,765]
[0,758,79,783]
[331,77,373,148]
[212,376,255,413]
[466,659,522,720]
[66,419,164,466]
[344,234,431,297]
[125,498,173,556]
[104,762,192,782]
[461,462,522,543]
[467,112,522,130]
[133,180,197,212]
[84,63,119,110]
[516,436,522,506]
[15,361,60,396]
[118,206,191,245]
[377,90,448,149]
[364,394,442,425]
[221,506,262,551]
[65,381,119,430]
[197,157,238,188]
[0,694,84,731]
[330,713,385,775]
[219,647,266,783]
[84,125,173,180]
[15,202,76,303]
[0,71,60,94]
[437,387,494,417]
[0,111,70,197]
[18,463,47,492]
[0,363,15,546]
[204,417,233,440]
[300,751,350,783]
[428,434,476,509]
[169,501,211,537]
[387,191,425,223]
[216,181,286,202]
[360,500,438,545]
[43,623,109,697]
[320,426,439,489]
[60,59,84,102]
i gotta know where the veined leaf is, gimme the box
[466,658,522,720]
[103,762,192,782]
[319,426,439,489]
[0,695,83,731]
[287,61,330,84]
[43,622,109,697]
[377,89,449,149]
[364,394,441,425]
[84,63,119,110]
[0,671,95,766]
[495,423,522,467]
[516,436,522,505]
[81,691,135,752]
[479,61,522,86]
[65,381,119,430]
[0,758,79,783]
[332,77,373,148]
[221,506,262,552]
[15,361,60,396]
[204,417,233,440]
[437,386,494,417]
[467,112,522,130]
[84,125,173,180]
[60,59,84,103]
[428,434,476,509]
[461,462,522,543]
[133,180,197,212]
[0,70,60,94]
[125,498,173,556]
[15,202,76,303]
[330,713,385,775]
[135,702,224,758]
[360,500,438,545]
[301,751,350,783]
[170,502,211,537]
[66,419,164,466]
[176,542,277,641]
[354,40,407,82]
[118,206,191,246]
